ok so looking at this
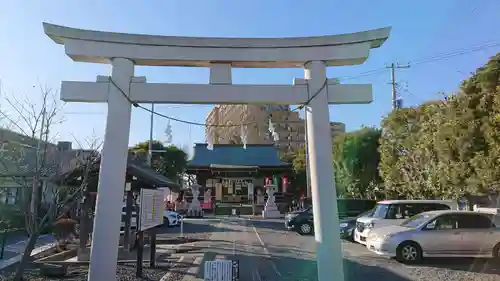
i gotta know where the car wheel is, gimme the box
[492,243,500,261]
[297,223,313,235]
[349,230,356,242]
[163,217,170,227]
[396,241,422,264]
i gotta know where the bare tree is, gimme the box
[69,133,102,253]
[0,85,100,280]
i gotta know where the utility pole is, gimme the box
[304,109,311,198]
[148,103,154,166]
[387,63,410,110]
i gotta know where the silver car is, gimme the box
[366,210,500,263]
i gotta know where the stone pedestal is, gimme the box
[186,184,204,218]
[262,184,281,219]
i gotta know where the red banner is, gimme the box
[265,177,272,185]
[282,176,288,192]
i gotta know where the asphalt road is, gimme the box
[158,217,500,281]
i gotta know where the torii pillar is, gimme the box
[43,22,391,281]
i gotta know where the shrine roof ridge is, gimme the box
[188,143,291,168]
[44,22,391,49]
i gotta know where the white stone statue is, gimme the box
[187,184,203,217]
[262,184,281,219]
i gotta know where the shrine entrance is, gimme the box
[186,143,292,215]
[43,22,391,281]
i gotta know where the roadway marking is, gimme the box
[248,219,282,278]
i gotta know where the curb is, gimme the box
[159,255,185,281]
[181,256,203,281]
[0,242,57,271]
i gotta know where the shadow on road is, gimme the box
[250,220,288,232]
[343,258,410,281]
[157,221,242,235]
[416,257,500,275]
[186,251,410,281]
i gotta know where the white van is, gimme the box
[354,199,458,245]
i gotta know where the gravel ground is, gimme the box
[404,259,500,281]
[0,220,220,281]
[0,264,170,281]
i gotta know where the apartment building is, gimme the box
[0,128,97,206]
[205,105,345,155]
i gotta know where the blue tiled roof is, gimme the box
[188,143,290,168]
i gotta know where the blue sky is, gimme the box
[0,1,499,154]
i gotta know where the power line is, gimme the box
[108,77,326,128]
[103,40,499,128]
[64,111,106,115]
[410,41,500,66]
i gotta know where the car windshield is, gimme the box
[400,213,433,228]
[372,204,390,219]
[357,209,374,218]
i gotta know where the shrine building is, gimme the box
[186,143,292,213]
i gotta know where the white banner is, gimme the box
[139,189,164,231]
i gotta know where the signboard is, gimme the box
[138,189,164,231]
[204,260,239,281]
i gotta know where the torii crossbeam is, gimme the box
[43,22,390,281]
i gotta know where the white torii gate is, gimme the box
[43,23,390,281]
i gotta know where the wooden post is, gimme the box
[0,231,7,259]
[124,189,133,249]
[149,228,156,268]
[136,231,144,277]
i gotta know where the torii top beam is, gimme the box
[43,23,391,68]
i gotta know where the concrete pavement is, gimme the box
[158,217,500,281]
[163,217,408,281]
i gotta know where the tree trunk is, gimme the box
[14,186,81,280]
[79,194,92,250]
[13,230,38,281]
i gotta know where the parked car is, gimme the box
[339,209,374,241]
[285,207,313,234]
[354,199,458,245]
[300,198,376,219]
[285,199,376,235]
[366,210,500,263]
[120,205,181,230]
[164,210,182,227]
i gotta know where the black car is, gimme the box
[284,199,376,235]
[339,209,374,241]
[285,207,314,234]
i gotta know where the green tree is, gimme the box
[289,127,382,199]
[333,127,382,198]
[379,53,500,199]
[0,204,24,233]
[289,148,307,197]
[130,141,188,182]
